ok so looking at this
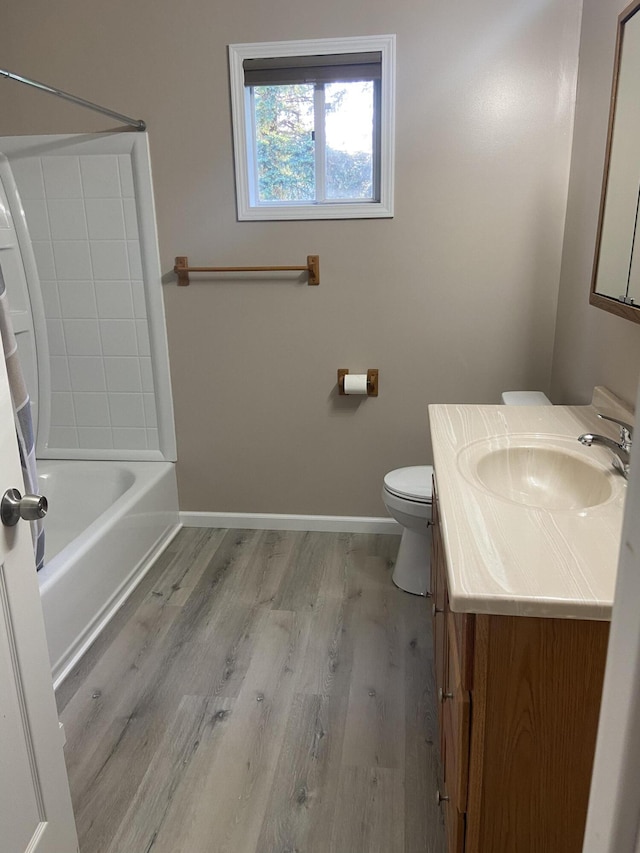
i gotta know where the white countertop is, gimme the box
[429,388,633,621]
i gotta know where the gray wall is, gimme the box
[0,0,581,516]
[551,0,640,407]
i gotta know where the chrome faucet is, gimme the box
[578,413,633,479]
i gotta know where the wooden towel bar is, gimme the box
[174,255,319,286]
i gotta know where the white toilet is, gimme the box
[383,390,551,596]
[382,465,433,596]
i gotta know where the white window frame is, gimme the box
[228,35,395,221]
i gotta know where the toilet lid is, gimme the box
[384,466,433,503]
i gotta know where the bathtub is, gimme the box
[37,460,180,687]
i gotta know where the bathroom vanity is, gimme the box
[428,388,632,853]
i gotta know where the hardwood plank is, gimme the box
[313,531,353,599]
[295,536,356,697]
[321,533,398,598]
[104,694,234,853]
[403,596,446,853]
[371,532,403,579]
[330,766,404,853]
[54,530,181,714]
[297,534,400,697]
[64,529,264,850]
[254,692,347,853]
[150,526,228,606]
[61,595,183,789]
[162,527,264,636]
[60,527,238,768]
[271,531,335,611]
[340,585,406,769]
[71,672,182,851]
[149,609,312,853]
[296,591,355,697]
[183,602,271,699]
[56,528,227,714]
[130,528,268,701]
[235,528,301,608]
[140,530,296,701]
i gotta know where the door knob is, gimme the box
[1,488,48,527]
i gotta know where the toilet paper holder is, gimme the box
[337,369,379,397]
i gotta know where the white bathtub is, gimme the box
[37,460,180,687]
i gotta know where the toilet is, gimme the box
[500,391,552,407]
[383,390,551,596]
[382,465,433,595]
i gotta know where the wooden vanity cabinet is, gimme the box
[430,479,610,853]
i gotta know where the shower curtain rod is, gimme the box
[0,68,146,131]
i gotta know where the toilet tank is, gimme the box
[501,391,552,406]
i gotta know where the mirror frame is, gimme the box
[590,0,640,324]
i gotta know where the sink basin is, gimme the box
[457,436,617,510]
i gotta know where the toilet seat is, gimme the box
[383,466,433,503]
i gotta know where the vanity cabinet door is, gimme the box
[432,483,469,850]
[445,803,465,853]
[465,615,609,853]
[431,480,448,750]
[430,477,446,616]
[444,612,471,812]
[452,610,474,689]
[443,713,466,853]
[434,608,447,755]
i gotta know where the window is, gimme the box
[228,35,395,220]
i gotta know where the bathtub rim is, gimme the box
[38,459,172,592]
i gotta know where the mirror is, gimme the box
[591,0,640,323]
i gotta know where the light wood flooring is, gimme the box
[57,527,445,853]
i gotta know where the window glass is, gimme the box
[254,85,315,202]
[325,81,374,201]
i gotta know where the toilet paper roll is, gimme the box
[343,374,369,395]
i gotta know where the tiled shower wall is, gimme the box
[11,153,159,452]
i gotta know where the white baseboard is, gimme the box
[179,511,401,535]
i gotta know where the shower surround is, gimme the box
[0,133,179,685]
[0,132,176,459]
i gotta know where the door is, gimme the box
[0,346,78,847]
[582,374,640,853]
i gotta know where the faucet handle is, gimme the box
[597,413,634,444]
